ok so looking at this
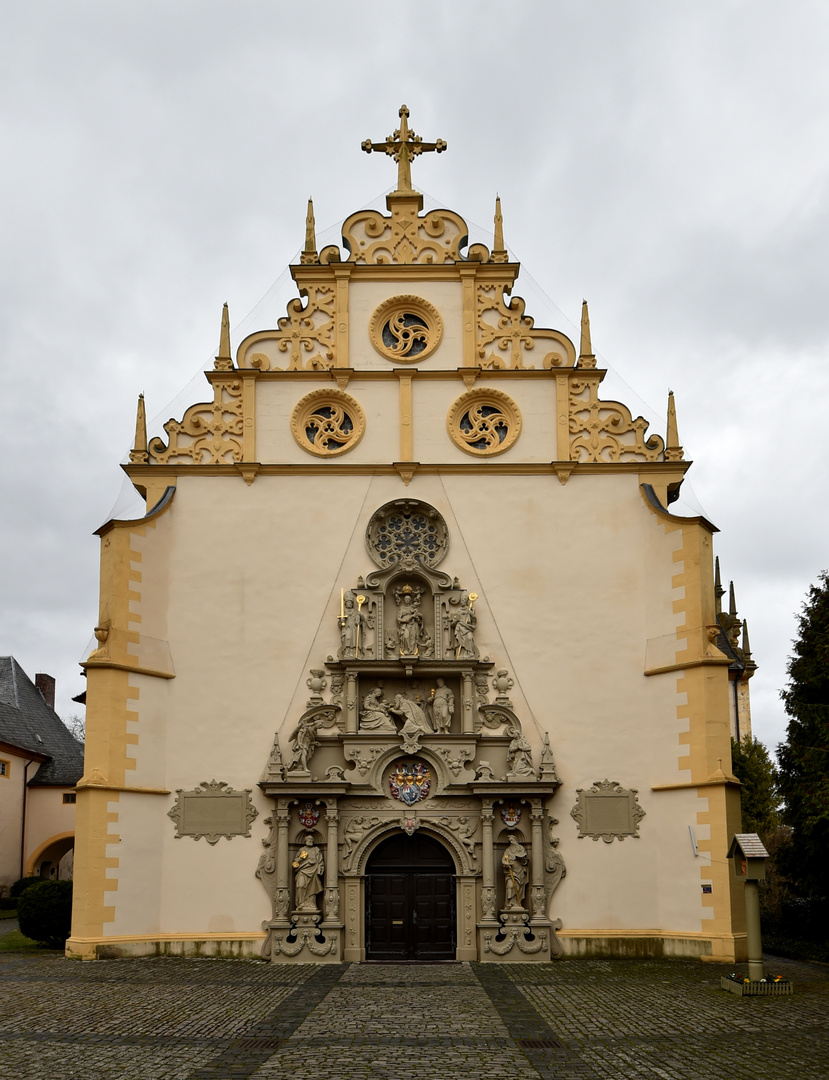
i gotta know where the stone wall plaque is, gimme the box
[168,779,258,844]
[570,779,645,843]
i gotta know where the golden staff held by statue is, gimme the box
[355,594,366,657]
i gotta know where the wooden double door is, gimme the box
[365,834,456,961]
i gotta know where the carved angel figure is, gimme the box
[359,687,397,733]
[292,834,324,911]
[502,834,528,909]
[288,715,323,772]
[429,678,454,733]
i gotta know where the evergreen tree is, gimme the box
[730,735,779,837]
[777,571,829,901]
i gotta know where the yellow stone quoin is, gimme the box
[72,106,753,964]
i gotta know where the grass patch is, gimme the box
[0,909,18,921]
[0,930,62,953]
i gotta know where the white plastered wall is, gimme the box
[105,463,709,939]
[347,281,463,371]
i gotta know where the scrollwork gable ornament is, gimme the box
[167,780,258,845]
[570,779,646,843]
[149,381,243,465]
[569,377,665,463]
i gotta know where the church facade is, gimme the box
[68,108,748,964]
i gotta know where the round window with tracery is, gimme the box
[368,295,443,363]
[365,499,449,569]
[290,389,366,457]
[447,388,522,457]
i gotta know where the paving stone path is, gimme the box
[0,953,825,1079]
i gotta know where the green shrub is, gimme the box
[17,881,73,947]
[9,876,42,899]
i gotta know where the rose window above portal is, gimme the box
[366,499,449,569]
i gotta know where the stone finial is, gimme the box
[129,392,148,464]
[714,556,725,614]
[214,302,234,370]
[301,197,318,265]
[492,195,508,263]
[741,619,753,661]
[576,300,596,368]
[664,390,685,461]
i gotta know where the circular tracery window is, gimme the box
[368,295,443,363]
[366,499,449,569]
[290,389,366,457]
[446,388,522,457]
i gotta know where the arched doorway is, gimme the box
[365,833,456,961]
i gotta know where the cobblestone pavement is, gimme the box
[0,953,825,1079]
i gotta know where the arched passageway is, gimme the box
[365,833,455,961]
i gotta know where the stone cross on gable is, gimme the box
[362,105,447,193]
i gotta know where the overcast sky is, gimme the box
[2,1,827,755]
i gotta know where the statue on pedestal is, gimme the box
[338,594,372,659]
[292,834,324,912]
[429,678,455,733]
[502,835,528,909]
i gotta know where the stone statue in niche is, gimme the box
[429,678,454,733]
[394,584,424,656]
[502,834,528,909]
[338,595,372,660]
[390,694,433,737]
[507,727,535,778]
[449,593,478,659]
[288,715,324,773]
[359,687,397,733]
[292,833,324,912]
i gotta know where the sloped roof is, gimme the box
[0,657,84,786]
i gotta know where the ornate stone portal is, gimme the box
[257,499,565,963]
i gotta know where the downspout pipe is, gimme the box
[20,760,34,880]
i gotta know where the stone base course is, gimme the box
[0,953,825,1078]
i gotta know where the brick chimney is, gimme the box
[35,673,56,710]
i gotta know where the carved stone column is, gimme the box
[480,803,497,923]
[323,803,340,923]
[461,669,475,734]
[530,802,546,923]
[274,804,291,926]
[345,669,358,734]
